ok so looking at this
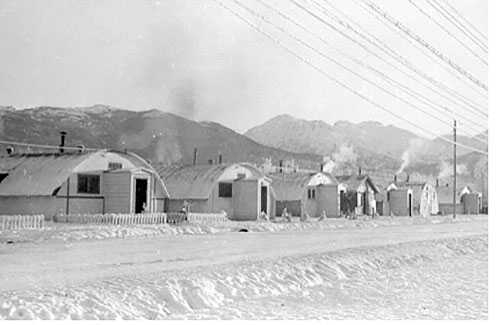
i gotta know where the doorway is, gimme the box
[135,178,148,213]
[261,186,268,214]
[408,193,413,217]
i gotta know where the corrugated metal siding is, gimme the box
[103,172,131,213]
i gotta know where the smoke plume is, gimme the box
[323,144,357,173]
[438,161,469,179]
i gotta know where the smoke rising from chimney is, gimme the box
[322,144,357,174]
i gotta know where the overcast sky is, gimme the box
[0,0,488,138]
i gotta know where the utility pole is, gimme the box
[453,120,457,219]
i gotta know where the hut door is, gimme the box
[135,178,148,213]
[261,186,268,213]
[408,193,412,217]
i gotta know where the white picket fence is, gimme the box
[53,212,229,225]
[55,213,187,225]
[187,212,229,224]
[0,215,45,230]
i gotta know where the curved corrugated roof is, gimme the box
[0,152,94,196]
[269,172,338,201]
[158,163,269,200]
[158,164,228,200]
[0,150,169,197]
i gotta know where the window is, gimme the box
[219,183,232,198]
[307,188,316,199]
[77,174,100,194]
[0,173,8,184]
[108,162,122,171]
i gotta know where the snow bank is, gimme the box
[0,214,488,244]
[0,235,487,320]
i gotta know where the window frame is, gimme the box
[77,173,101,194]
[218,182,233,198]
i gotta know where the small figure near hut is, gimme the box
[318,210,327,221]
[260,210,269,222]
[300,211,310,222]
[282,207,292,222]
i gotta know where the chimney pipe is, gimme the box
[394,175,397,183]
[320,163,324,172]
[59,131,67,153]
[406,173,410,182]
[279,159,283,173]
[358,167,362,176]
[436,178,439,187]
[218,154,223,165]
[6,146,14,155]
[193,148,198,166]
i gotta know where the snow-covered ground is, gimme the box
[0,214,488,244]
[0,216,488,320]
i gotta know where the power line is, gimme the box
[213,0,488,155]
[254,0,488,140]
[315,0,488,119]
[360,0,487,92]
[351,0,488,107]
[441,0,487,43]
[426,0,487,52]
[407,0,487,65]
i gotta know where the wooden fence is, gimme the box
[54,213,187,225]
[187,212,229,224]
[53,212,229,225]
[0,215,45,230]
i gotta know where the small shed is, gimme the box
[158,163,272,221]
[387,187,414,216]
[391,181,438,216]
[335,174,380,216]
[269,171,343,218]
[0,150,169,219]
[436,185,482,215]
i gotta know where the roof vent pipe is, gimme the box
[77,145,85,153]
[406,173,410,182]
[394,175,397,183]
[208,159,214,165]
[436,178,439,187]
[59,131,67,153]
[6,146,14,155]
[279,159,283,173]
[358,167,362,176]
[218,154,223,165]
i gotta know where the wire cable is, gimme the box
[351,0,488,106]
[426,0,487,52]
[314,0,488,118]
[213,0,488,155]
[407,0,487,65]
[254,0,488,141]
[360,0,487,92]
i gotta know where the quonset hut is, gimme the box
[0,149,169,219]
[158,163,273,221]
[269,171,343,218]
